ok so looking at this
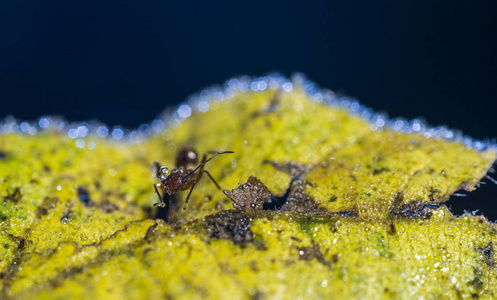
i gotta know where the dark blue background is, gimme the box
[1,0,497,218]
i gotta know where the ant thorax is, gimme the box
[160,168,190,195]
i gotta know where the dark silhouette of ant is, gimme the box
[153,146,234,223]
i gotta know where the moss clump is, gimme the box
[0,85,495,298]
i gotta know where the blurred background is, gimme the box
[1,0,496,218]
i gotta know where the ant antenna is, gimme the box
[153,161,162,179]
[182,151,234,181]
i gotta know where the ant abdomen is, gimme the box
[175,145,199,168]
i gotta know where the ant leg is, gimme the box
[183,151,234,181]
[203,170,222,190]
[153,161,162,178]
[183,180,196,210]
[168,195,172,224]
[153,184,165,207]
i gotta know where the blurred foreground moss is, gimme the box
[0,87,495,299]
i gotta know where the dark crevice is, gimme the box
[261,160,314,212]
[391,202,441,219]
[444,175,497,222]
[263,174,304,211]
[388,191,441,219]
[263,192,289,211]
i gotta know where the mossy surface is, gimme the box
[0,87,495,299]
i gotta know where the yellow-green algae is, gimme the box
[0,87,495,299]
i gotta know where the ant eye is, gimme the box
[159,167,170,179]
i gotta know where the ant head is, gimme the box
[153,161,171,180]
[159,166,170,180]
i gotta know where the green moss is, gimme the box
[17,209,497,299]
[0,86,495,298]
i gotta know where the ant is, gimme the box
[153,146,234,223]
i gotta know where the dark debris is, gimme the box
[389,191,439,219]
[476,242,495,268]
[100,200,119,213]
[224,176,271,212]
[390,200,439,219]
[263,160,310,179]
[60,210,72,222]
[77,185,94,206]
[389,222,397,234]
[298,245,331,267]
[281,182,328,215]
[204,210,255,245]
[4,187,22,203]
[37,196,59,217]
